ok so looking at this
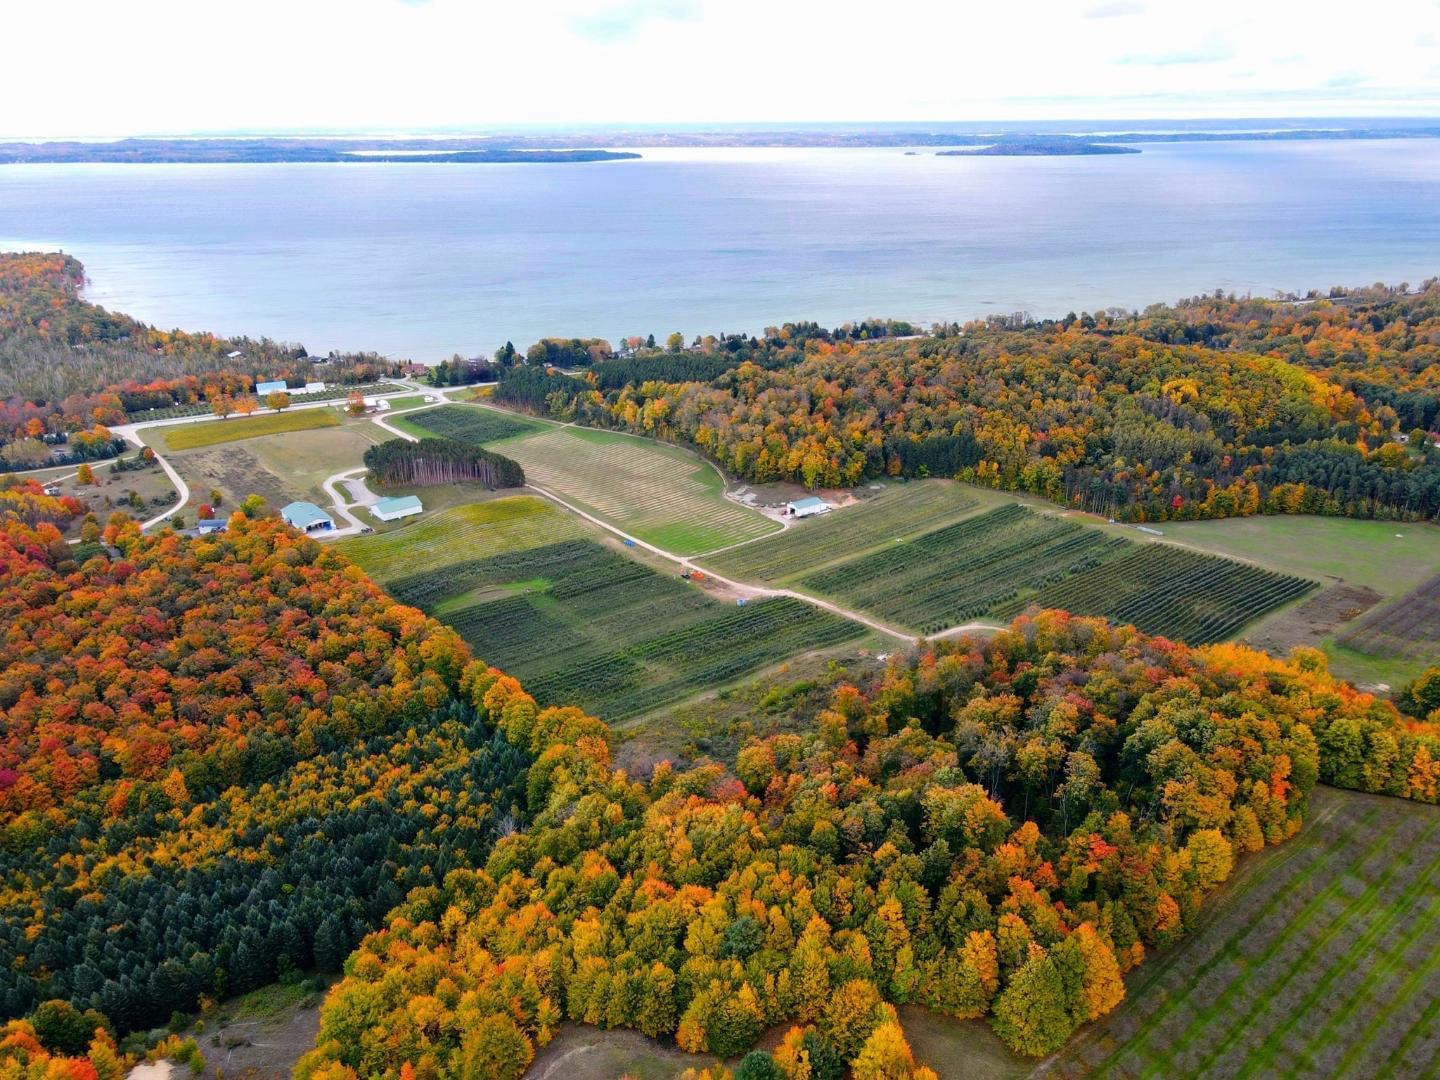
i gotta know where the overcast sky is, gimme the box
[4,0,1439,136]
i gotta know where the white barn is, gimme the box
[372,495,423,522]
[787,496,832,519]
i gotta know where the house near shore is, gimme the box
[786,496,832,519]
[371,495,423,522]
[280,501,335,532]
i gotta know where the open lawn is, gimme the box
[1045,787,1440,1079]
[160,408,340,451]
[497,425,782,555]
[702,480,979,582]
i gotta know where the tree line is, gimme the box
[363,437,525,489]
[494,283,1440,522]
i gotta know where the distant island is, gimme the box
[1,121,1436,164]
[938,140,1140,156]
[0,140,640,164]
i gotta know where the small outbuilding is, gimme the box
[195,518,228,534]
[371,495,423,522]
[255,379,288,396]
[786,496,832,519]
[280,501,335,532]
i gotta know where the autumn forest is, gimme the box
[2,254,1439,1077]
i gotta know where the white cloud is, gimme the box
[0,0,1437,136]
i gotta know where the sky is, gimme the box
[2,0,1438,137]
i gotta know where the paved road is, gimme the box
[107,422,193,532]
[319,467,374,538]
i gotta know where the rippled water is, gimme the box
[1,140,1437,359]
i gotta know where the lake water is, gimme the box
[1,141,1438,360]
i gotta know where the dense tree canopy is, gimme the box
[0,512,535,1032]
[298,611,1440,1078]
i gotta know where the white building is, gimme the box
[786,496,832,519]
[371,495,423,522]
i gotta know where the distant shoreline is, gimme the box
[0,145,641,165]
[0,124,1437,163]
[938,141,1141,157]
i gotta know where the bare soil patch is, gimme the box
[1242,582,1383,658]
[527,1023,717,1079]
[188,981,330,1079]
[171,445,297,513]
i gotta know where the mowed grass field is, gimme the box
[497,426,782,555]
[1045,787,1440,1079]
[338,497,580,582]
[160,408,339,451]
[161,422,385,514]
[339,497,862,721]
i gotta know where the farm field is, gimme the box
[801,504,1127,632]
[159,408,339,451]
[1336,572,1440,662]
[338,496,581,583]
[496,425,782,555]
[703,480,978,582]
[409,539,862,721]
[1160,515,1440,686]
[164,423,385,513]
[395,403,548,444]
[1000,543,1317,645]
[1045,786,1440,1079]
[343,501,863,722]
[796,504,1315,641]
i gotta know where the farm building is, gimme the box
[298,381,327,395]
[195,518,228,534]
[371,495,423,522]
[280,501,335,532]
[786,496,832,519]
[255,379,288,396]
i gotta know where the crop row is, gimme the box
[385,538,608,606]
[526,597,863,719]
[1008,544,1317,644]
[704,482,977,582]
[126,382,408,422]
[1337,572,1440,660]
[802,505,1131,633]
[404,404,543,445]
